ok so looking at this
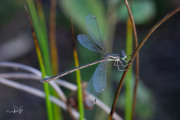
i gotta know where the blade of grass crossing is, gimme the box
[27,0,52,75]
[49,0,63,119]
[36,0,52,75]
[49,0,59,75]
[34,32,53,120]
[109,6,180,120]
[36,1,63,120]
[71,17,84,120]
[26,1,53,120]
[125,18,133,120]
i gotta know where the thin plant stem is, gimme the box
[123,0,140,119]
[25,5,53,120]
[36,0,48,37]
[27,0,52,75]
[71,17,84,120]
[49,0,63,119]
[0,76,121,120]
[0,62,41,76]
[125,18,133,120]
[108,7,180,120]
[49,0,59,75]
[36,0,52,75]
[0,61,122,120]
[0,78,80,119]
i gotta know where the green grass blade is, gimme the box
[27,0,52,75]
[71,17,84,120]
[26,1,53,120]
[74,50,84,120]
[125,18,133,120]
[36,1,63,120]
[35,0,52,76]
[49,0,63,119]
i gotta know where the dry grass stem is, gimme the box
[0,62,122,120]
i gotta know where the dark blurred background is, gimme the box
[0,0,180,120]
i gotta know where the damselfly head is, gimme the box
[120,50,127,60]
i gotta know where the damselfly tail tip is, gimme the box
[86,97,96,107]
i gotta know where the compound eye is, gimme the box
[120,50,127,60]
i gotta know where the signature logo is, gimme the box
[6,105,24,114]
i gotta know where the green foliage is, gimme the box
[135,81,155,119]
[26,0,53,120]
[125,19,133,120]
[114,71,155,119]
[59,0,108,40]
[26,0,52,75]
[73,47,84,119]
[0,0,24,26]
[118,0,156,24]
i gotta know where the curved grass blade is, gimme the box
[24,4,53,120]
[125,17,133,120]
[108,7,180,120]
[49,0,63,119]
[71,17,84,120]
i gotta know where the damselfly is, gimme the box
[41,15,129,106]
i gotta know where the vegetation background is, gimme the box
[0,0,179,120]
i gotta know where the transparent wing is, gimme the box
[86,61,107,106]
[86,15,106,54]
[93,61,107,93]
[77,34,103,54]
[86,77,99,106]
